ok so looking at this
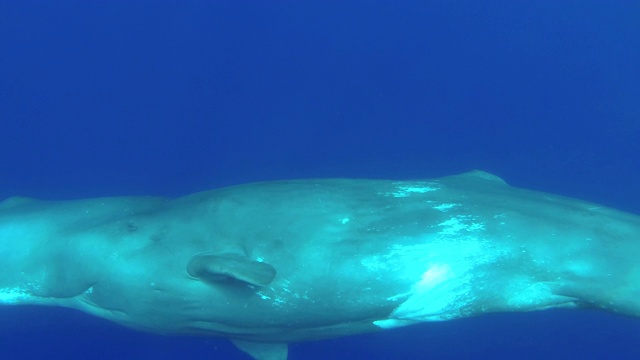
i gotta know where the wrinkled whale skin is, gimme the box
[1,171,639,359]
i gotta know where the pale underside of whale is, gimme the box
[0,170,639,360]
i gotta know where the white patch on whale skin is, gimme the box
[255,280,295,306]
[388,263,465,322]
[360,242,445,274]
[378,182,440,198]
[373,318,419,329]
[0,287,33,304]
[431,203,460,212]
[257,291,271,301]
[438,216,485,236]
[369,233,504,329]
[419,264,451,287]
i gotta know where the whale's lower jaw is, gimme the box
[0,287,34,305]
[0,285,64,307]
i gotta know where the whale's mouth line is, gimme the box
[533,299,581,311]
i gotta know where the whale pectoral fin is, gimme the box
[187,253,276,286]
[231,340,288,360]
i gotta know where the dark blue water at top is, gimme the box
[1,1,639,359]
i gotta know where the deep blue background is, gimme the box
[1,1,639,359]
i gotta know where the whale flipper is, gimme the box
[187,253,276,286]
[231,340,287,360]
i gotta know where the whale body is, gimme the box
[1,171,639,359]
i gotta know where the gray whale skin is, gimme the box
[1,171,639,359]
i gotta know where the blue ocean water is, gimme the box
[1,1,639,359]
